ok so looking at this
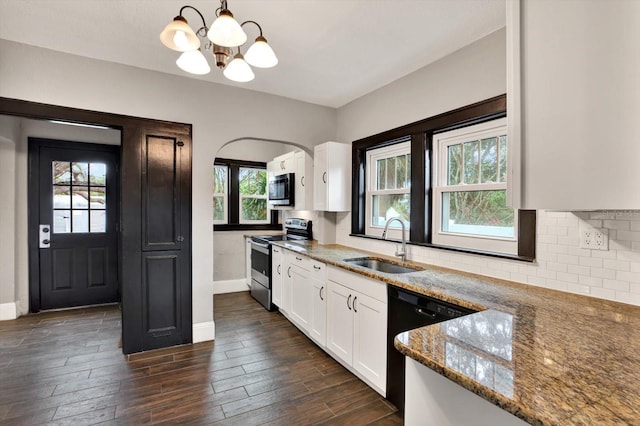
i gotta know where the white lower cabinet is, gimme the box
[277,252,387,396]
[326,266,387,395]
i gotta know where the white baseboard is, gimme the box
[0,302,18,321]
[193,320,215,343]
[214,279,250,295]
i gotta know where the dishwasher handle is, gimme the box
[415,307,437,319]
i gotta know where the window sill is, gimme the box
[215,224,282,232]
[348,233,535,263]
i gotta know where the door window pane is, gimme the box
[72,188,89,208]
[89,163,106,186]
[90,187,106,209]
[72,210,89,233]
[53,210,71,233]
[72,162,89,185]
[90,210,106,232]
[53,162,71,184]
[53,186,71,208]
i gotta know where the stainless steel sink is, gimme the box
[343,257,423,274]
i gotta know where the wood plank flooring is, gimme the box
[0,292,402,425]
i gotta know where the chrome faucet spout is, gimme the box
[382,217,407,261]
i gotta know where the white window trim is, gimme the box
[432,118,518,255]
[238,167,270,225]
[365,141,411,240]
[213,165,228,225]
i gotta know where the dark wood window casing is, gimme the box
[213,158,280,232]
[351,94,536,261]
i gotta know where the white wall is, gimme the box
[0,39,336,333]
[335,28,640,307]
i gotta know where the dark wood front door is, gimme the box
[29,138,120,311]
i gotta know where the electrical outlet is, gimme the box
[580,226,609,250]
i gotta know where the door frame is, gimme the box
[0,97,192,354]
[27,138,121,312]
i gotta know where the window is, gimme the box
[238,167,269,224]
[213,158,279,231]
[365,140,411,238]
[351,95,536,260]
[433,118,517,254]
[52,161,107,233]
[213,165,228,224]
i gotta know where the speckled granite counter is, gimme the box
[272,240,640,425]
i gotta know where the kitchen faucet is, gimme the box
[382,217,407,261]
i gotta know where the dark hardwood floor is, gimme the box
[0,292,402,425]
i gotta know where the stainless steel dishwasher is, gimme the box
[386,286,476,413]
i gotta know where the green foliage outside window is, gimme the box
[239,168,267,221]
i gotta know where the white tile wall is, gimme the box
[336,211,640,307]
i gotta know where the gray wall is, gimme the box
[0,39,337,331]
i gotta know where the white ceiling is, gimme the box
[0,0,505,108]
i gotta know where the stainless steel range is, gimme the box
[249,218,312,311]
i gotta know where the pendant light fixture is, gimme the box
[160,1,277,82]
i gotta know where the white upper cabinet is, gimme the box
[273,152,295,174]
[313,142,351,211]
[516,0,640,209]
[294,151,313,210]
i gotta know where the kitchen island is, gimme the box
[272,240,640,425]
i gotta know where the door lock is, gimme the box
[39,224,51,248]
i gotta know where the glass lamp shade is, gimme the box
[160,16,200,52]
[223,53,255,82]
[207,10,247,47]
[176,49,211,75]
[244,36,278,68]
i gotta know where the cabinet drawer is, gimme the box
[327,266,386,303]
[310,259,326,278]
[286,250,311,270]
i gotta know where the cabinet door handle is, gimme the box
[347,294,352,310]
[353,296,358,313]
[277,264,281,275]
[313,265,321,270]
[287,266,291,278]
[319,286,324,301]
[296,256,303,261]
[322,171,327,183]
[273,248,279,253]
[301,176,305,187]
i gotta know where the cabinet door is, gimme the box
[281,253,292,316]
[290,265,311,333]
[294,151,313,210]
[271,246,283,307]
[353,291,387,393]
[326,280,354,365]
[313,144,328,210]
[310,277,326,347]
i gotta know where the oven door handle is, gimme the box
[250,240,270,250]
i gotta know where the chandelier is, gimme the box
[160,0,278,82]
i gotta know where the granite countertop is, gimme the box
[271,240,640,425]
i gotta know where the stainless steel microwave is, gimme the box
[268,173,295,206]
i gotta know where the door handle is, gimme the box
[277,264,281,275]
[347,294,352,310]
[39,224,51,248]
[301,176,305,187]
[353,296,358,313]
[322,171,327,183]
[287,266,291,278]
[319,286,324,301]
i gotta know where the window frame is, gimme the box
[351,94,536,261]
[365,140,411,239]
[213,158,280,232]
[432,118,518,255]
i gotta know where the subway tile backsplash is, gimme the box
[337,211,640,307]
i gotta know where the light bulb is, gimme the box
[173,31,189,51]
